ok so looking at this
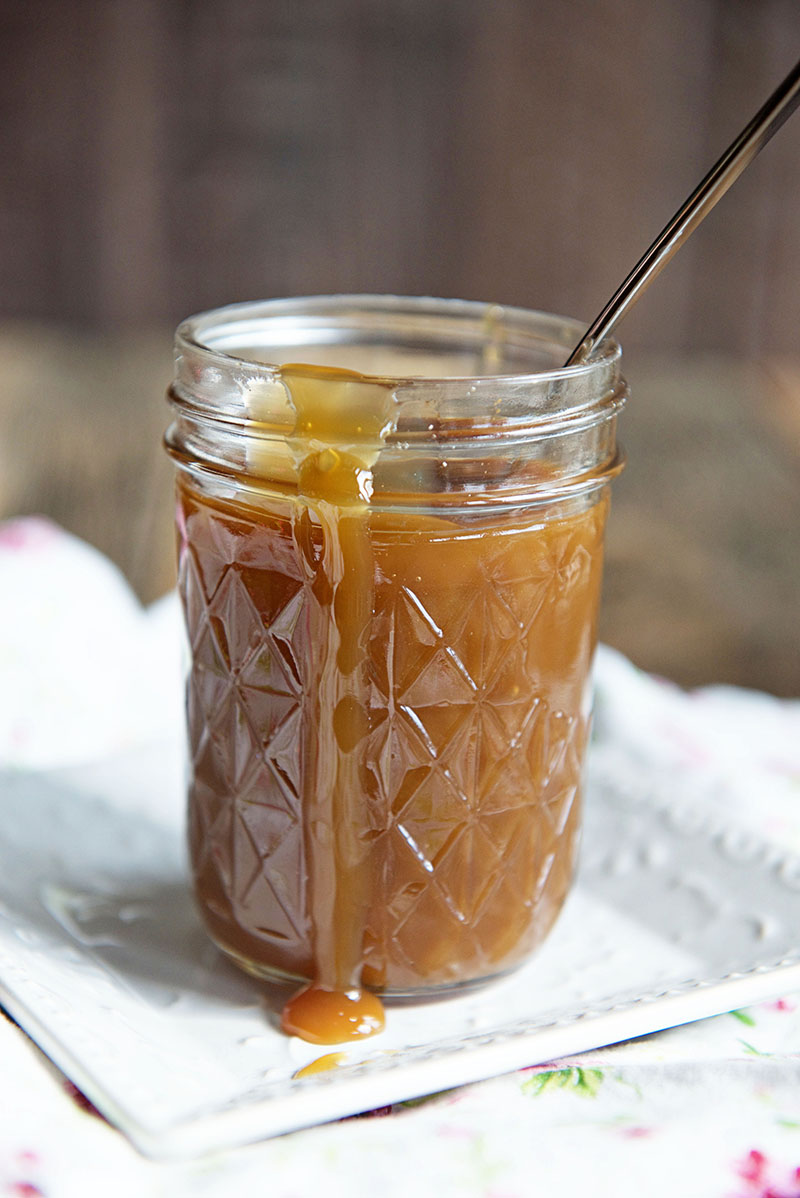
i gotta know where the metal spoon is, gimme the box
[566,57,800,366]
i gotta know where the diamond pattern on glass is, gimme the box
[178,493,309,975]
[177,485,606,992]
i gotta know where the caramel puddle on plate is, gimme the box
[282,985,386,1046]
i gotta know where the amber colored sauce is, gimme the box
[293,1051,346,1079]
[282,986,385,1045]
[177,363,608,1043]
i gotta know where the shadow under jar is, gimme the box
[165,296,626,1044]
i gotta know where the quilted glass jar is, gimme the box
[166,295,626,1006]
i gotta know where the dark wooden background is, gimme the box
[1,1,799,695]
[3,0,800,352]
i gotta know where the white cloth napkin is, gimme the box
[0,516,184,768]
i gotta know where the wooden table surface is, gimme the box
[2,323,798,697]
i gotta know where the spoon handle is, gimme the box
[566,57,800,366]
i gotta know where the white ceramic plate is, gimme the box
[1,740,799,1160]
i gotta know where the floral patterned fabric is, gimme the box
[1,517,800,1197]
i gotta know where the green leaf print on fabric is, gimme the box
[738,1041,771,1057]
[521,1067,604,1098]
[730,1009,757,1027]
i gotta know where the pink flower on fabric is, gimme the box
[733,1148,800,1197]
[0,516,58,552]
[740,1150,767,1185]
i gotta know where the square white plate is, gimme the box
[1,740,799,1159]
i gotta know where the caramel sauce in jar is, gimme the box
[167,297,626,1044]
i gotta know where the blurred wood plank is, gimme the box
[686,0,800,355]
[599,351,800,696]
[1,1,799,354]
[0,323,176,603]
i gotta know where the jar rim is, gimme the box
[167,296,626,509]
[167,295,622,510]
[175,294,621,386]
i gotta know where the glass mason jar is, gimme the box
[165,295,626,1016]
